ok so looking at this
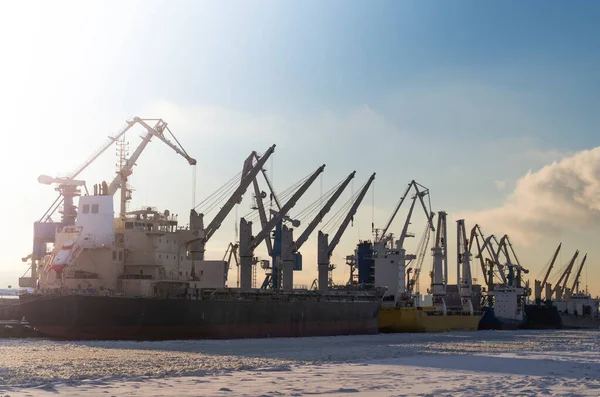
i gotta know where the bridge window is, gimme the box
[91,204,99,214]
[82,204,90,214]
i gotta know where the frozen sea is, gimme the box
[0,330,599,396]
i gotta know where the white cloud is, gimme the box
[458,147,600,245]
[494,180,507,190]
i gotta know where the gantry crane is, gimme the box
[238,165,326,290]
[317,173,376,292]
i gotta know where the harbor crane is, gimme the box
[239,165,326,290]
[22,117,196,288]
[317,173,376,292]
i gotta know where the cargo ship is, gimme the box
[349,182,482,333]
[478,286,528,330]
[525,247,600,329]
[17,118,384,340]
[19,288,382,340]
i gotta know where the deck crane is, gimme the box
[106,118,197,217]
[477,233,508,287]
[185,144,276,263]
[249,149,288,262]
[22,117,196,288]
[239,165,326,290]
[496,235,529,290]
[551,250,579,300]
[375,180,435,246]
[468,224,496,285]
[406,215,435,299]
[456,219,474,314]
[317,173,376,292]
[570,253,587,295]
[430,211,448,314]
[222,242,240,286]
[394,189,435,302]
[534,243,562,302]
[278,171,357,291]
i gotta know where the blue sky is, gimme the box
[1,0,599,291]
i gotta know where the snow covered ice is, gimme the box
[0,330,599,396]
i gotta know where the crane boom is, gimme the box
[252,178,274,255]
[398,195,418,249]
[245,164,326,253]
[327,172,376,255]
[290,171,356,253]
[552,250,579,296]
[380,181,412,240]
[480,235,507,285]
[204,145,276,242]
[134,118,196,165]
[71,120,137,179]
[541,243,562,290]
[379,180,434,243]
[107,118,197,196]
[570,253,587,293]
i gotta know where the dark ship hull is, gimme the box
[18,290,382,340]
[560,313,600,329]
[522,304,562,329]
[477,307,525,330]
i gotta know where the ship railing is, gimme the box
[181,286,386,303]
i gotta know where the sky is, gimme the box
[1,0,599,294]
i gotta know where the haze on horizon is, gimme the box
[1,0,599,294]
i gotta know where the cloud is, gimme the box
[457,147,600,245]
[494,180,507,190]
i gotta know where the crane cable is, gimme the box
[322,180,367,235]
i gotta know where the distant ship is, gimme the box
[17,117,385,340]
[348,182,482,333]
[525,246,600,330]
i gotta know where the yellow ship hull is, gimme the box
[379,306,482,333]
